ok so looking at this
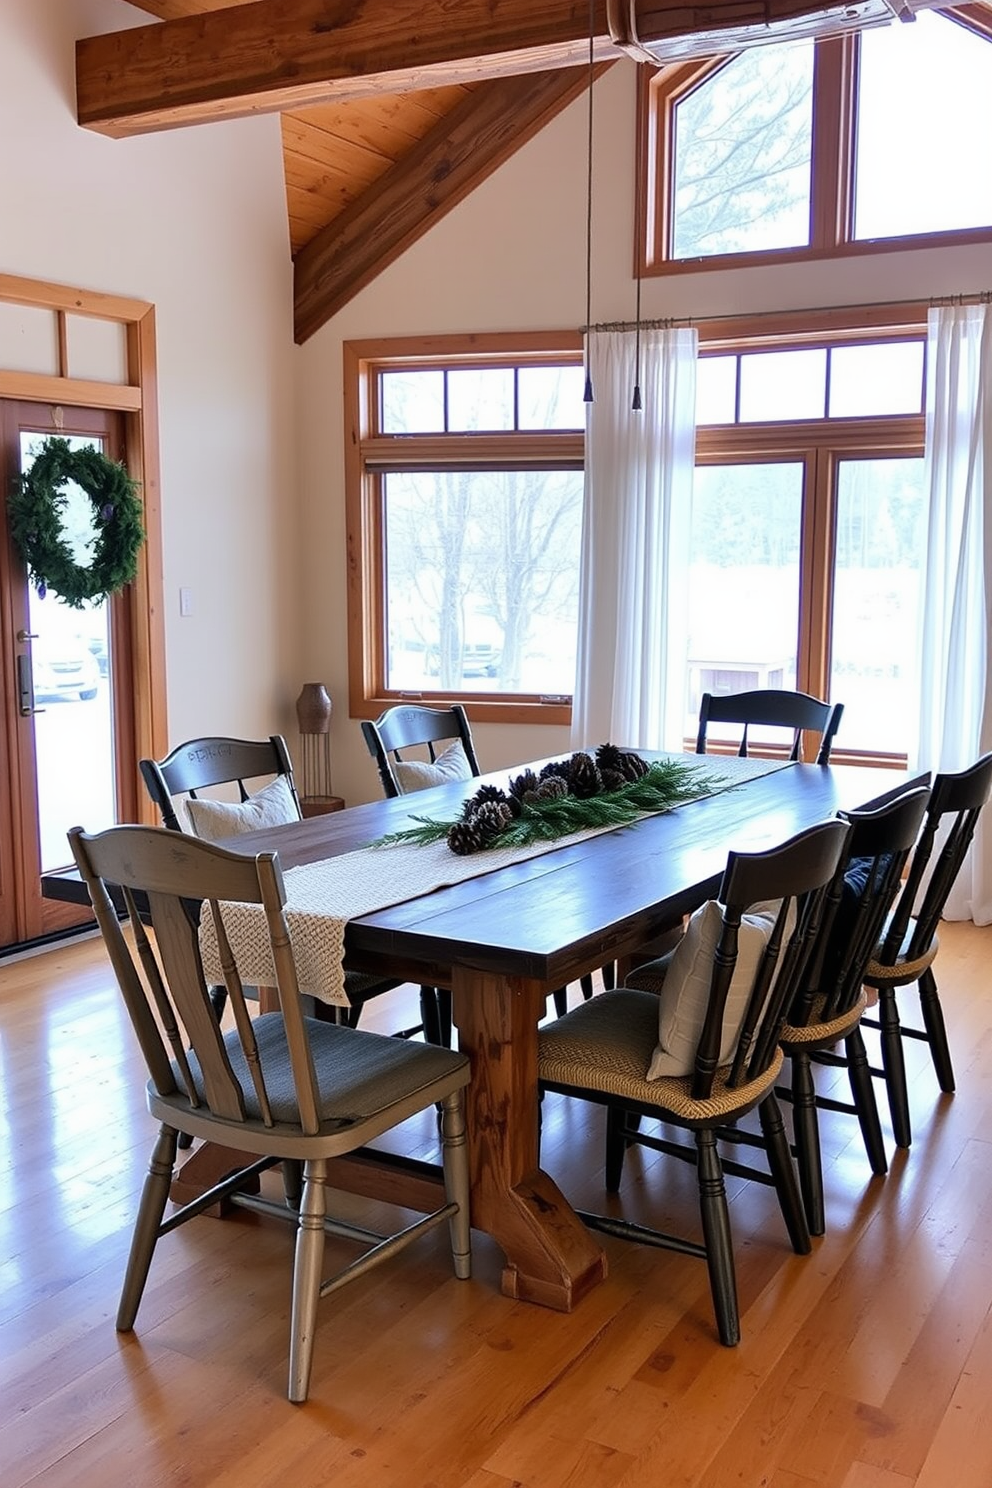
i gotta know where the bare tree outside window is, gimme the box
[673,42,814,259]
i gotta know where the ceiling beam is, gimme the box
[76,0,834,136]
[293,64,609,343]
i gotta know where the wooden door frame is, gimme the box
[0,273,167,825]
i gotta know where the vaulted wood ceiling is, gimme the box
[85,0,623,341]
[80,2,992,342]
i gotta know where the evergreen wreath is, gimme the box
[373,745,722,856]
[9,436,144,609]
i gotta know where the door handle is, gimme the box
[16,629,38,642]
[16,651,44,716]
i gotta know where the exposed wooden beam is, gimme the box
[293,64,609,343]
[76,0,839,137]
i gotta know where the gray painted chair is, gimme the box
[69,822,471,1404]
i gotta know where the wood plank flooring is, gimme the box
[2,923,991,1487]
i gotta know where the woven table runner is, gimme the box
[199,753,790,1007]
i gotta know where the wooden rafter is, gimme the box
[76,0,849,136]
[293,64,610,342]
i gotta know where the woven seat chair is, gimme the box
[860,751,992,1149]
[69,822,471,1404]
[539,817,850,1347]
[777,786,931,1234]
[696,688,844,764]
[362,703,593,1034]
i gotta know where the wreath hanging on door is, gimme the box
[8,436,144,609]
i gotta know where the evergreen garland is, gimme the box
[9,437,145,609]
[373,748,722,855]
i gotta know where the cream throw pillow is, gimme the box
[184,773,300,842]
[392,739,472,794]
[647,898,787,1080]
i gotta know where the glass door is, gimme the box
[0,401,135,948]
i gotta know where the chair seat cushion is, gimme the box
[628,898,786,1080]
[184,773,300,841]
[174,1014,468,1128]
[864,914,938,983]
[538,989,783,1121]
[781,988,868,1047]
[393,739,472,793]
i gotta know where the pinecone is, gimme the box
[599,768,627,793]
[619,749,650,781]
[539,759,571,785]
[595,742,625,776]
[475,799,513,839]
[461,783,509,820]
[534,776,569,802]
[508,768,539,800]
[447,818,488,855]
[566,751,602,799]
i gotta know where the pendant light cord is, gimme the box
[583,0,595,404]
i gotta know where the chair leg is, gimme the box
[918,968,955,1093]
[580,974,594,1001]
[790,1050,825,1238]
[601,962,616,991]
[282,1159,304,1208]
[117,1124,178,1331]
[440,1090,472,1279]
[877,985,913,1149]
[288,1158,329,1404]
[757,1094,811,1255]
[605,1104,629,1193]
[695,1129,739,1346]
[437,987,453,1048]
[552,987,569,1017]
[420,986,443,1046]
[845,1027,888,1176]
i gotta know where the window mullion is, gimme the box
[799,447,835,705]
[809,36,851,252]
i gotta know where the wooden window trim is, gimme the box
[643,10,992,277]
[0,273,167,820]
[345,332,582,726]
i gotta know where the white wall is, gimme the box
[0,0,300,750]
[298,59,992,805]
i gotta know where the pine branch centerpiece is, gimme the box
[373,745,722,855]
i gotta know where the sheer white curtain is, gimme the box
[570,327,697,752]
[916,302,992,922]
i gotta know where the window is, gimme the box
[345,335,584,724]
[648,9,992,274]
[689,309,927,760]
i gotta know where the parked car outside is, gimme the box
[32,636,101,701]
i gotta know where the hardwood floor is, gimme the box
[3,923,992,1487]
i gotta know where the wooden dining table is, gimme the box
[42,753,927,1311]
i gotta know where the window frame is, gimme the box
[344,332,583,725]
[691,304,927,766]
[642,6,992,277]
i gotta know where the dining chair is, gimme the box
[140,734,402,1037]
[860,751,992,1149]
[695,688,844,764]
[361,703,593,1035]
[68,822,472,1404]
[538,816,850,1346]
[776,785,931,1234]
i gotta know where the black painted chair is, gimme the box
[696,688,844,764]
[778,785,931,1234]
[860,751,992,1148]
[140,735,402,1035]
[538,817,850,1346]
[362,704,593,1038]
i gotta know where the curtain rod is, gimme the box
[583,290,992,334]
